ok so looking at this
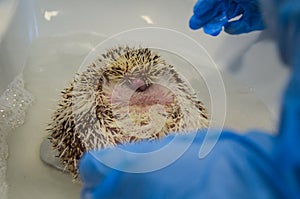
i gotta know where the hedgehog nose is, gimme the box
[130,78,148,92]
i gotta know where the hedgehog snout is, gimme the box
[129,78,150,92]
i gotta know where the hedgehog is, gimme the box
[46,46,209,179]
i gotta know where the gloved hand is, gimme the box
[189,0,265,36]
[79,130,297,199]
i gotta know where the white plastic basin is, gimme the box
[0,0,290,198]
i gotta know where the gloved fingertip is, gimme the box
[203,26,222,36]
[189,15,204,30]
[79,152,104,188]
[202,21,224,36]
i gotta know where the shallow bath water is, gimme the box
[7,33,274,199]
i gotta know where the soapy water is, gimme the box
[6,32,274,199]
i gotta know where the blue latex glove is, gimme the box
[79,130,299,199]
[189,0,265,36]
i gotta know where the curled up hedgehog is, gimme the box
[42,46,209,179]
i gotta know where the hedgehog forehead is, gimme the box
[105,62,157,81]
[102,48,165,83]
[103,65,154,84]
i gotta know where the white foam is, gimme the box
[0,75,34,199]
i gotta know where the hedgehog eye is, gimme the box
[136,83,150,92]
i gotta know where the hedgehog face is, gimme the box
[99,49,180,136]
[102,65,175,110]
[102,68,175,115]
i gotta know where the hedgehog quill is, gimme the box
[47,46,209,179]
